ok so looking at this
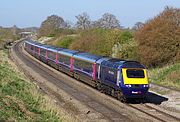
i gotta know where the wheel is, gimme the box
[74,73,79,80]
[111,89,115,97]
[97,83,102,91]
[117,92,126,103]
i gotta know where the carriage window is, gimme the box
[30,45,34,51]
[74,59,92,73]
[40,48,46,56]
[58,54,70,65]
[126,69,145,78]
[35,46,39,53]
[48,51,56,60]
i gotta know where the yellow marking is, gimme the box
[122,68,148,85]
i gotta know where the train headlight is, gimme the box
[125,84,132,88]
[143,85,149,87]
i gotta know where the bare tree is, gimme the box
[75,12,91,30]
[97,13,120,29]
[64,20,73,29]
[90,21,100,29]
[132,22,144,30]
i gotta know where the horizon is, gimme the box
[0,0,180,28]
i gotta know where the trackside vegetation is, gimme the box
[0,50,73,121]
[150,63,180,90]
[55,36,75,48]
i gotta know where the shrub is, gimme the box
[115,39,139,61]
[55,36,74,48]
[70,29,108,55]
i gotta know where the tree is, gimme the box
[12,25,18,36]
[132,22,144,30]
[135,7,180,67]
[97,13,120,29]
[75,12,91,30]
[64,20,72,29]
[39,15,66,36]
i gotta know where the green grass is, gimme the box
[0,50,62,121]
[149,63,180,90]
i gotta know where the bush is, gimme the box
[55,36,74,48]
[135,7,180,67]
[70,29,108,55]
[115,40,139,61]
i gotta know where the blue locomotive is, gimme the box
[24,40,149,101]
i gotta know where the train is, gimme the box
[24,39,149,102]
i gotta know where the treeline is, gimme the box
[38,7,180,68]
[0,26,21,49]
[38,13,121,37]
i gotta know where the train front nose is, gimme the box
[121,68,149,98]
[122,84,149,98]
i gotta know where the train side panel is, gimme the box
[100,65,120,90]
[73,58,97,86]
[58,53,72,75]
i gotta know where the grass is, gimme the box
[149,63,180,90]
[0,50,75,121]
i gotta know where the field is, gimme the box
[0,50,74,121]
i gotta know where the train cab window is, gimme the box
[126,69,145,78]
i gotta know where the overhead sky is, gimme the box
[0,0,179,28]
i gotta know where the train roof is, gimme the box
[96,57,111,64]
[45,45,63,52]
[58,49,79,57]
[26,40,63,52]
[73,52,103,63]
[101,59,145,69]
[121,61,146,68]
[25,40,43,47]
[101,58,126,69]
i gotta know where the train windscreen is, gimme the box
[126,69,145,78]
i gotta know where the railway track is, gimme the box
[12,40,131,121]
[150,83,180,92]
[127,103,180,122]
[11,40,180,122]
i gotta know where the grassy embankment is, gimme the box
[149,63,180,90]
[0,50,74,121]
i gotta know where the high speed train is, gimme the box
[24,40,149,101]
